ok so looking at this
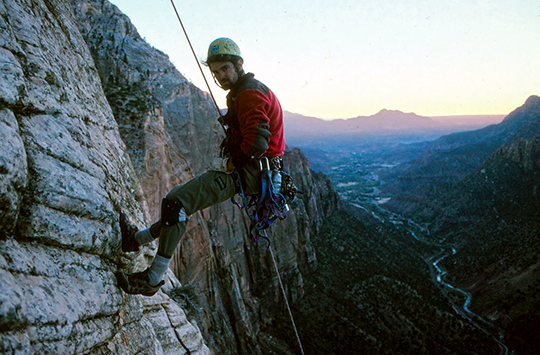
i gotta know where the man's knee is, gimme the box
[161,198,187,226]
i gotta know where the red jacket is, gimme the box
[222,73,285,169]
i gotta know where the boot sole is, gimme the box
[115,271,162,297]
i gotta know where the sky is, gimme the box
[110,0,539,120]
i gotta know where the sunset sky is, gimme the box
[110,0,539,120]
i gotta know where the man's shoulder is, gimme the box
[236,73,270,96]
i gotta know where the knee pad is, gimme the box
[161,198,185,226]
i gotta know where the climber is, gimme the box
[116,37,285,296]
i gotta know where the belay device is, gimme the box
[233,157,298,249]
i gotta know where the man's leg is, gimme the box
[147,171,237,284]
[133,220,161,247]
[118,171,237,296]
[122,164,261,251]
[120,217,161,253]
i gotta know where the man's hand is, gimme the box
[227,158,235,171]
[208,157,234,174]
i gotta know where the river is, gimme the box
[429,249,510,355]
[351,200,512,355]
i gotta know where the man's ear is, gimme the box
[236,58,244,71]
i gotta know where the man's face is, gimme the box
[209,61,242,90]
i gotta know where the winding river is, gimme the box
[429,249,510,355]
[352,201,512,354]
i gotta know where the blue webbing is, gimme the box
[232,167,287,249]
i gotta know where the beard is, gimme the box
[220,80,231,89]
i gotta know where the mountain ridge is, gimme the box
[375,96,540,353]
[284,109,505,140]
[380,95,540,194]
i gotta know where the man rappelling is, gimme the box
[117,37,285,296]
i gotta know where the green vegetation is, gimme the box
[268,206,499,354]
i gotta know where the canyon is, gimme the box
[1,0,538,354]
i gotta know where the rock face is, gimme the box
[0,0,210,353]
[423,135,540,354]
[493,135,540,171]
[73,0,221,221]
[0,0,338,354]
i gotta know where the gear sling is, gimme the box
[232,156,297,249]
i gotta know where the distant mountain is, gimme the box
[422,95,540,151]
[430,114,509,128]
[382,95,540,193]
[284,109,439,138]
[284,109,505,141]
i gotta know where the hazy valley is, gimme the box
[283,96,540,354]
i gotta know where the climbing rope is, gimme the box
[267,232,306,355]
[169,0,222,119]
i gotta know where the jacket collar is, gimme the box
[228,72,254,98]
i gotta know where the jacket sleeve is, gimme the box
[234,88,272,160]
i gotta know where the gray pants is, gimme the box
[152,163,261,258]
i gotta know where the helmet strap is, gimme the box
[211,72,224,89]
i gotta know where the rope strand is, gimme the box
[169,0,222,118]
[268,238,306,355]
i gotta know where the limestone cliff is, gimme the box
[0,0,339,354]
[0,0,209,353]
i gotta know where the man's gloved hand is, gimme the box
[208,157,233,173]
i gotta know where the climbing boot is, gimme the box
[120,212,140,253]
[116,269,164,297]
